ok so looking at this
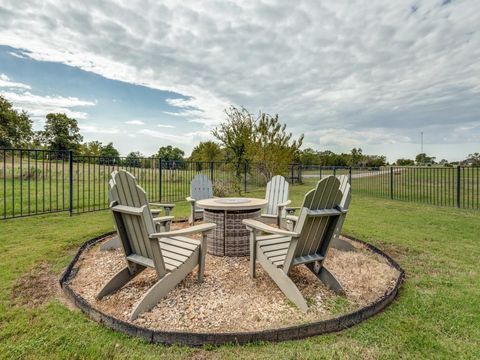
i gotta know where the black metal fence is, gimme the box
[1,149,479,220]
[301,165,480,209]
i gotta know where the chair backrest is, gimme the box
[109,170,166,275]
[264,175,289,216]
[284,176,348,271]
[191,174,213,200]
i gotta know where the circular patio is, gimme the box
[60,223,404,346]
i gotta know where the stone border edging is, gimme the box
[59,232,405,346]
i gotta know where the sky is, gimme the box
[0,0,479,161]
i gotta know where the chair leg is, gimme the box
[130,251,198,320]
[100,236,122,251]
[249,231,257,278]
[97,265,144,299]
[257,252,308,311]
[306,262,345,295]
[198,234,207,282]
[331,236,356,252]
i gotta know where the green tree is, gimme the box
[80,141,102,156]
[396,158,415,166]
[100,142,120,158]
[363,155,387,167]
[299,148,320,166]
[250,113,303,182]
[125,151,143,168]
[0,96,33,148]
[466,153,480,166]
[415,153,436,166]
[190,141,224,163]
[39,113,83,152]
[350,148,364,166]
[212,106,254,180]
[154,145,185,162]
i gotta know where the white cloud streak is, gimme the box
[125,120,145,125]
[0,73,31,89]
[0,90,96,120]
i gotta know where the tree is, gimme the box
[190,141,224,163]
[250,113,303,182]
[155,145,185,162]
[125,151,143,167]
[350,148,364,166]
[100,142,120,158]
[39,113,83,152]
[466,153,480,166]
[212,106,254,179]
[299,148,320,166]
[363,155,387,167]
[415,153,436,165]
[0,96,33,148]
[80,141,102,156]
[396,158,415,166]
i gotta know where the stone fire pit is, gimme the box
[196,197,268,256]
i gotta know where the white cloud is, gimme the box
[0,0,479,160]
[138,128,211,144]
[0,90,95,120]
[0,73,31,89]
[125,120,145,125]
[80,124,120,134]
[157,124,174,128]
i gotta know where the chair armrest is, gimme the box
[152,216,174,223]
[277,200,291,208]
[242,219,300,237]
[149,223,216,238]
[111,204,146,215]
[285,215,299,222]
[186,197,196,204]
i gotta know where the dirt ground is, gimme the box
[66,225,400,333]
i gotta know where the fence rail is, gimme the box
[1,148,479,220]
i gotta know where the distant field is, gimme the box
[0,159,266,218]
[1,159,479,218]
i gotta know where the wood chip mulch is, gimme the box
[68,225,399,333]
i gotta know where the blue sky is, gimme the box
[0,1,479,160]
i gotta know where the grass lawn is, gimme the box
[0,190,479,359]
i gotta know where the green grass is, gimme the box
[1,188,479,359]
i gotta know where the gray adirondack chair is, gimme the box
[243,176,350,311]
[100,182,175,251]
[285,175,355,252]
[97,170,216,320]
[186,174,213,224]
[260,175,292,227]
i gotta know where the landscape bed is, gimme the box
[60,225,404,346]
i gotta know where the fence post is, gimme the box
[319,165,322,179]
[159,159,163,202]
[390,167,394,200]
[210,161,214,182]
[456,166,461,208]
[333,166,336,177]
[290,164,294,183]
[68,150,73,216]
[244,162,247,193]
[349,166,352,184]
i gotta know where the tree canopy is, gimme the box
[250,113,303,182]
[39,113,83,152]
[154,145,185,162]
[190,141,224,163]
[212,106,255,179]
[0,96,33,148]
